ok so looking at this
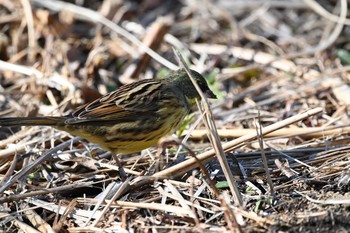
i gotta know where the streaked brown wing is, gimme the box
[66,79,177,125]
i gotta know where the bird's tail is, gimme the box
[0,117,65,127]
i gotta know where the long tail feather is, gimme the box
[0,117,66,126]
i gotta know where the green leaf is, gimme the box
[335,49,350,65]
[215,181,229,189]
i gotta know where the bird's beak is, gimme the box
[205,89,217,99]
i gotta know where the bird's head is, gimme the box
[169,68,216,103]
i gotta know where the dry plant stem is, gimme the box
[127,17,172,80]
[180,141,241,227]
[304,0,350,25]
[274,159,297,178]
[91,177,132,227]
[151,107,323,179]
[163,180,197,219]
[0,128,38,151]
[255,114,274,196]
[80,198,197,217]
[242,29,285,56]
[23,208,55,233]
[52,202,61,231]
[67,227,104,232]
[173,50,242,229]
[221,192,242,233]
[266,142,312,169]
[29,0,178,70]
[231,205,276,226]
[0,162,10,173]
[0,137,80,194]
[84,182,119,227]
[188,171,200,227]
[13,219,40,233]
[190,43,296,73]
[97,160,141,176]
[0,60,43,78]
[182,125,350,139]
[294,190,350,205]
[54,199,79,232]
[27,198,104,220]
[173,48,243,207]
[20,0,36,63]
[177,143,219,197]
[0,181,95,204]
[0,154,18,187]
[198,98,243,207]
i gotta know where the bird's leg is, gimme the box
[156,136,182,171]
[112,154,127,181]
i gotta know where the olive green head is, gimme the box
[167,68,216,101]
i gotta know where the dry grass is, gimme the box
[1,0,350,232]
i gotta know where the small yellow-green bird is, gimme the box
[0,69,216,154]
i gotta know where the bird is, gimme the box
[0,69,216,154]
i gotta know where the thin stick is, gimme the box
[304,0,350,25]
[20,0,36,63]
[255,112,274,196]
[181,125,350,139]
[173,48,243,206]
[0,181,95,203]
